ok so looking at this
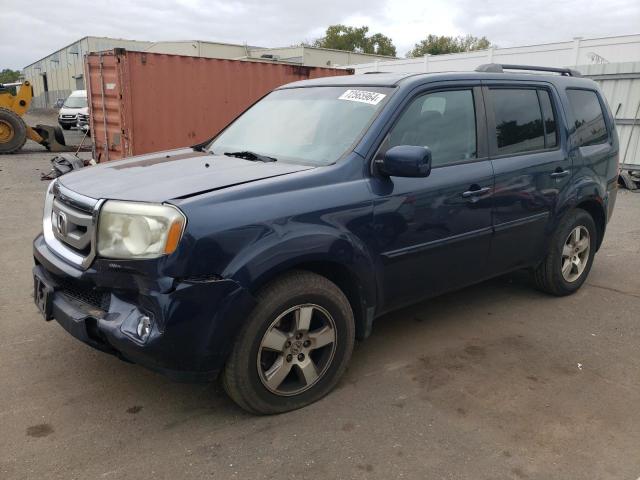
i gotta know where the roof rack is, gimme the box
[475,63,582,77]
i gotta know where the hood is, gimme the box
[59,106,88,115]
[58,148,315,202]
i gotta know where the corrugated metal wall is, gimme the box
[23,37,152,108]
[581,62,640,167]
[86,50,353,161]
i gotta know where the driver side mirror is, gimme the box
[377,145,432,178]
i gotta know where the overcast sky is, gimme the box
[1,0,639,69]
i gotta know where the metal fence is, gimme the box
[582,62,640,168]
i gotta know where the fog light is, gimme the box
[136,315,152,341]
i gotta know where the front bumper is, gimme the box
[33,234,255,382]
[58,117,77,126]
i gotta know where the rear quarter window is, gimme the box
[566,89,608,146]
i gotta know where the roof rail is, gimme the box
[475,63,582,77]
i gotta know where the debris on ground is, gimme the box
[40,153,93,180]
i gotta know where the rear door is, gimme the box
[371,85,494,311]
[483,83,571,274]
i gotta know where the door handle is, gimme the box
[550,169,570,178]
[461,186,491,198]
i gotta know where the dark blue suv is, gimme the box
[33,64,618,414]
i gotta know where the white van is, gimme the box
[58,90,88,130]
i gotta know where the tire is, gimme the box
[533,208,597,296]
[53,126,66,146]
[223,271,355,414]
[0,107,27,154]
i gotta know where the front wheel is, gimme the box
[223,271,355,414]
[533,209,597,296]
[0,107,27,154]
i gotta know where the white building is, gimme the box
[144,41,394,68]
[23,37,153,108]
[24,38,395,108]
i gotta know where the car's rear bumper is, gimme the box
[33,234,256,382]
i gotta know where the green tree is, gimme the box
[0,68,21,84]
[313,25,397,57]
[407,35,492,57]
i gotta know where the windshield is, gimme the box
[63,96,87,108]
[209,86,393,166]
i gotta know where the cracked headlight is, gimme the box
[97,201,186,259]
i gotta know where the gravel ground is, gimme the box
[0,144,639,480]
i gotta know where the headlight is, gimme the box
[97,201,186,259]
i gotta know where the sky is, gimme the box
[1,0,639,69]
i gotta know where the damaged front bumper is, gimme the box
[33,234,255,382]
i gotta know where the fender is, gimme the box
[223,227,377,338]
[543,171,607,255]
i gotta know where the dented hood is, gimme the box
[58,148,314,202]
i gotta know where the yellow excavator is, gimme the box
[0,80,67,154]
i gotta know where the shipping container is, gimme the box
[85,49,353,161]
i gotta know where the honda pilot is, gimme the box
[33,64,618,414]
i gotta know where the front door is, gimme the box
[483,84,572,274]
[371,86,494,312]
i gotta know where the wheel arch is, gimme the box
[250,259,375,341]
[575,197,606,250]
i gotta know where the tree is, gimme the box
[407,35,492,57]
[312,25,397,57]
[0,68,21,84]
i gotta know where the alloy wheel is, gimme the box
[257,304,337,396]
[561,226,590,282]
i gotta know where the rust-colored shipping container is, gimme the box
[85,49,354,161]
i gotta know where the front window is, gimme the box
[208,86,393,166]
[63,96,87,108]
[378,89,477,167]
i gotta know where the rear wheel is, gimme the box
[0,107,27,154]
[223,271,355,414]
[533,209,597,296]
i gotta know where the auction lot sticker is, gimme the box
[338,89,386,105]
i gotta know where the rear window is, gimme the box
[566,89,608,146]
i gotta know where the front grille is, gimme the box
[43,181,101,270]
[57,277,111,311]
[52,198,93,255]
[61,115,77,119]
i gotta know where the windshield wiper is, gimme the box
[224,151,277,162]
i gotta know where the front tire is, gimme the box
[0,107,27,154]
[223,271,355,414]
[533,209,597,296]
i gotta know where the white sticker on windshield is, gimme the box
[338,89,386,105]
